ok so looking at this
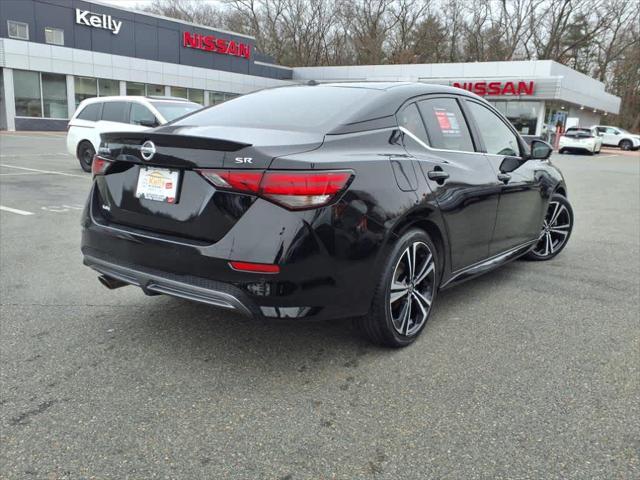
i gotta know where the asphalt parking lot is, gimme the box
[1,132,638,479]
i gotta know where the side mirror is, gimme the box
[530,139,552,160]
[139,119,158,128]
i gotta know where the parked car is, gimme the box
[593,125,640,151]
[558,126,603,155]
[67,96,202,171]
[81,83,572,348]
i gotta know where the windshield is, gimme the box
[171,86,380,132]
[152,102,201,121]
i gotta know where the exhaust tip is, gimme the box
[98,275,127,290]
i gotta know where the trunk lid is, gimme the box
[94,127,323,243]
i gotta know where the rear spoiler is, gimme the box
[100,131,251,152]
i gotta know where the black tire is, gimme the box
[619,139,632,151]
[77,141,95,173]
[524,193,573,261]
[356,229,439,348]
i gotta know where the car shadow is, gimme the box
[122,260,525,378]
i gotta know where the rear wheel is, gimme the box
[619,139,632,151]
[77,141,95,172]
[524,194,573,261]
[356,229,439,348]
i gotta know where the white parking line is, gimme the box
[0,172,43,176]
[0,164,86,178]
[0,205,35,216]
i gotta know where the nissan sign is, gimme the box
[453,81,535,96]
[182,32,251,59]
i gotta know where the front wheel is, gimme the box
[524,193,573,261]
[77,141,95,173]
[356,229,439,348]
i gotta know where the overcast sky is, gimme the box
[98,0,221,10]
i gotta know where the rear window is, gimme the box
[565,128,593,137]
[76,102,102,121]
[151,101,201,122]
[101,102,129,123]
[171,86,379,132]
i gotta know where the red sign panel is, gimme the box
[452,81,535,96]
[183,32,251,59]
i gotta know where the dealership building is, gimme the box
[1,0,621,137]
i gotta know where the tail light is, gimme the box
[197,169,353,210]
[91,155,113,177]
[229,261,280,274]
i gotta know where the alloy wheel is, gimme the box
[532,200,571,257]
[389,241,436,336]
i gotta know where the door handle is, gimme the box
[497,173,511,183]
[427,170,450,182]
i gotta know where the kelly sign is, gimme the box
[183,32,251,59]
[76,9,122,34]
[453,81,535,96]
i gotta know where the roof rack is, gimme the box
[145,96,191,102]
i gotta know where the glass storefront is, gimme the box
[209,91,237,106]
[171,86,187,98]
[126,82,145,96]
[146,84,165,96]
[188,88,204,105]
[41,73,67,118]
[14,70,68,118]
[14,70,42,117]
[75,76,97,106]
[98,79,119,96]
[490,101,542,136]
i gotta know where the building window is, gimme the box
[13,70,68,119]
[171,86,187,99]
[75,77,97,106]
[491,101,541,136]
[188,88,204,105]
[146,84,165,96]
[42,73,67,118]
[209,91,237,106]
[14,70,41,117]
[44,27,64,46]
[126,82,145,96]
[98,78,119,96]
[7,20,29,40]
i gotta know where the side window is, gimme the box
[397,103,429,148]
[130,103,158,126]
[76,103,102,121]
[417,98,475,152]
[466,101,520,157]
[101,102,129,123]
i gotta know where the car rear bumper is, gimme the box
[84,252,256,317]
[81,187,386,321]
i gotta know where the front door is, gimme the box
[462,99,548,254]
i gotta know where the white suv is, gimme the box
[67,96,202,171]
[593,125,640,151]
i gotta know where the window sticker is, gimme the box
[433,107,461,136]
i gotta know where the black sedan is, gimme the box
[81,82,573,347]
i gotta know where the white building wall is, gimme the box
[293,60,621,114]
[0,38,293,130]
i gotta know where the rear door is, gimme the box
[98,101,148,134]
[399,97,501,271]
[462,99,547,254]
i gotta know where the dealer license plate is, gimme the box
[135,167,179,203]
